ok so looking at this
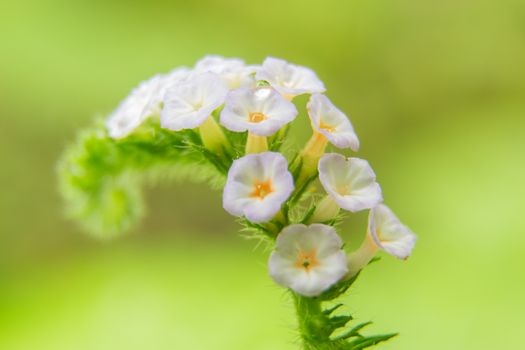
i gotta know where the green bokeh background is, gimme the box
[1,0,524,349]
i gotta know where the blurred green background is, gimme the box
[1,0,525,349]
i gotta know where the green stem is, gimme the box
[291,285,396,350]
[293,293,351,350]
[294,294,328,348]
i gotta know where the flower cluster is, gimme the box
[68,55,421,349]
[106,55,416,298]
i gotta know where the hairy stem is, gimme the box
[294,294,331,348]
[58,121,225,237]
[292,287,397,350]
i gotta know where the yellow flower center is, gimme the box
[250,179,274,200]
[248,112,267,123]
[319,121,336,133]
[336,184,352,195]
[193,101,203,111]
[294,249,320,271]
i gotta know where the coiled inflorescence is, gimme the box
[59,55,417,350]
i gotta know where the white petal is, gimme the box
[268,224,348,297]
[222,152,294,223]
[195,55,246,76]
[160,72,228,131]
[144,67,192,118]
[256,57,325,98]
[369,204,417,259]
[268,251,305,289]
[319,153,383,212]
[220,87,298,136]
[161,67,192,91]
[195,55,256,89]
[106,74,165,139]
[307,94,359,151]
[276,224,343,258]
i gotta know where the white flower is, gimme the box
[268,224,348,297]
[318,153,383,212]
[195,55,256,89]
[160,72,228,131]
[146,67,192,116]
[220,87,298,136]
[222,152,294,223]
[106,74,165,139]
[307,94,359,151]
[369,204,417,260]
[161,66,192,91]
[256,57,325,98]
[346,204,416,277]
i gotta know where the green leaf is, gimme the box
[333,322,372,341]
[348,333,398,350]
[329,315,353,330]
[323,303,343,316]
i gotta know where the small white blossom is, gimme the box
[220,87,298,136]
[195,55,256,89]
[369,204,417,260]
[318,153,383,213]
[106,74,165,139]
[161,66,192,91]
[256,57,325,98]
[160,72,228,131]
[222,152,294,223]
[106,68,193,139]
[346,204,416,278]
[307,94,359,151]
[268,224,348,297]
[147,67,192,115]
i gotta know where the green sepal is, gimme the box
[238,218,277,242]
[317,272,360,301]
[268,124,290,151]
[256,80,271,87]
[300,203,317,224]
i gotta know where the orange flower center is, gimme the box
[319,121,336,133]
[294,249,320,271]
[250,179,274,200]
[248,112,267,123]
